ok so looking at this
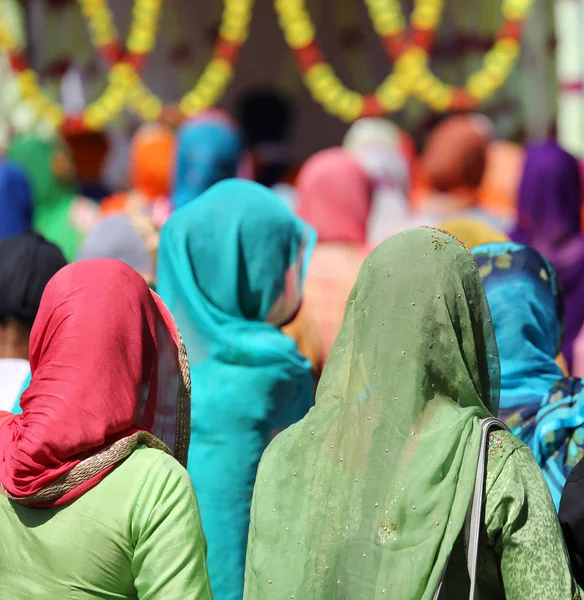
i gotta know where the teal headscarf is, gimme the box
[473,242,584,508]
[171,115,243,210]
[157,179,315,600]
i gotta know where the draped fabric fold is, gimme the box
[0,259,190,507]
[245,228,500,600]
[158,179,315,600]
[510,142,584,368]
[473,241,584,508]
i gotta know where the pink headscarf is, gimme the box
[296,148,371,244]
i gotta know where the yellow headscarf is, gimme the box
[439,217,509,249]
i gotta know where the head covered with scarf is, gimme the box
[7,136,83,260]
[294,148,373,366]
[0,233,66,329]
[129,123,175,200]
[160,178,316,347]
[245,227,500,599]
[171,110,244,210]
[157,179,315,600]
[510,142,584,367]
[62,130,109,201]
[77,214,158,284]
[343,118,412,244]
[0,259,190,507]
[296,147,371,244]
[0,161,33,241]
[512,142,582,250]
[472,241,584,508]
[100,124,175,226]
[422,114,493,194]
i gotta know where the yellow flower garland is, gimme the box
[1,0,532,128]
[78,0,254,124]
[409,0,530,110]
[0,22,65,127]
[78,0,165,123]
[365,0,443,40]
[275,0,421,122]
[81,0,254,123]
[277,0,532,118]
[0,0,253,130]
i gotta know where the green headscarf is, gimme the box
[8,136,80,260]
[244,227,500,600]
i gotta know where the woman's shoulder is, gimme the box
[98,446,190,500]
[74,447,191,521]
[485,429,528,490]
[120,446,188,478]
[487,429,525,461]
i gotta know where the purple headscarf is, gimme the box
[511,141,584,367]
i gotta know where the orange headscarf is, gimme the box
[421,114,493,194]
[129,124,175,199]
[101,124,175,215]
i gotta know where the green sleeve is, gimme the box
[131,453,213,600]
[485,444,579,599]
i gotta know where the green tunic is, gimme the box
[444,430,579,599]
[244,230,580,600]
[0,446,213,599]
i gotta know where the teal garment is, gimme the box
[11,372,31,415]
[0,446,213,599]
[172,119,243,210]
[473,242,584,508]
[157,179,316,600]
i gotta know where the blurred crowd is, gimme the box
[3,89,584,599]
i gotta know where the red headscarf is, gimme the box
[0,259,189,507]
[296,148,371,244]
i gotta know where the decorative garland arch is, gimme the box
[0,0,532,130]
[0,0,253,132]
[276,0,533,120]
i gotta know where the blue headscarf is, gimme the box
[171,116,243,210]
[157,179,315,600]
[473,241,584,508]
[0,161,33,241]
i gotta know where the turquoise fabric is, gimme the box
[157,179,315,600]
[171,121,243,210]
[473,241,584,508]
[11,372,30,415]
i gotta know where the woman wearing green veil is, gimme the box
[8,136,98,261]
[244,228,578,599]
